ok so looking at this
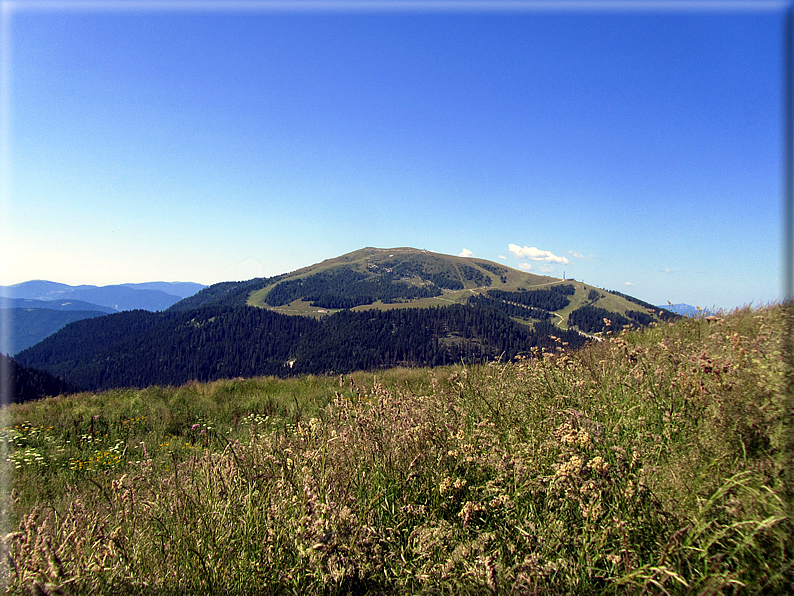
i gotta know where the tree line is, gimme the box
[263,267,441,308]
[486,284,576,311]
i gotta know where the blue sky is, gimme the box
[1,1,787,310]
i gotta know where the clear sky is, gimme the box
[1,0,787,310]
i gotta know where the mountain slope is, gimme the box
[16,248,677,391]
[173,247,594,313]
[248,246,558,312]
[1,308,110,355]
[173,247,673,330]
[0,353,82,403]
[16,301,590,391]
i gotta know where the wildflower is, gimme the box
[555,455,584,480]
[439,476,466,497]
[458,501,485,526]
[577,431,592,448]
[587,456,608,475]
[488,494,512,509]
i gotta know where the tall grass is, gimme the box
[1,304,791,594]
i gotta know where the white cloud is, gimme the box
[625,281,634,286]
[568,250,584,259]
[458,248,474,258]
[538,264,555,273]
[498,255,507,260]
[509,243,569,264]
[519,263,533,271]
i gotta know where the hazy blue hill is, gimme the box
[658,303,717,317]
[1,281,205,312]
[59,285,182,312]
[0,297,117,313]
[1,282,207,356]
[0,280,74,300]
[1,308,110,356]
[121,281,206,299]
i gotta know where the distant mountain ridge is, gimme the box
[1,280,206,356]
[1,308,110,355]
[0,298,117,313]
[1,280,205,311]
[120,282,208,298]
[15,248,678,392]
[657,304,718,317]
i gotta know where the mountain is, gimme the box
[15,248,677,391]
[172,247,577,312]
[172,247,676,327]
[121,282,207,299]
[0,280,206,312]
[658,303,718,317]
[0,297,116,356]
[1,307,111,355]
[0,280,74,301]
[0,282,207,355]
[0,297,117,313]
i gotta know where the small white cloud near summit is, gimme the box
[458,249,474,258]
[509,244,569,264]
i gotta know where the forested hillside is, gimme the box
[1,307,109,355]
[167,277,274,311]
[15,307,319,391]
[605,288,679,321]
[0,354,83,403]
[289,303,587,374]
[262,266,443,308]
[16,298,589,391]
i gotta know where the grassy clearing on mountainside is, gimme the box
[1,304,792,594]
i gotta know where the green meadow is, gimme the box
[2,304,792,594]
